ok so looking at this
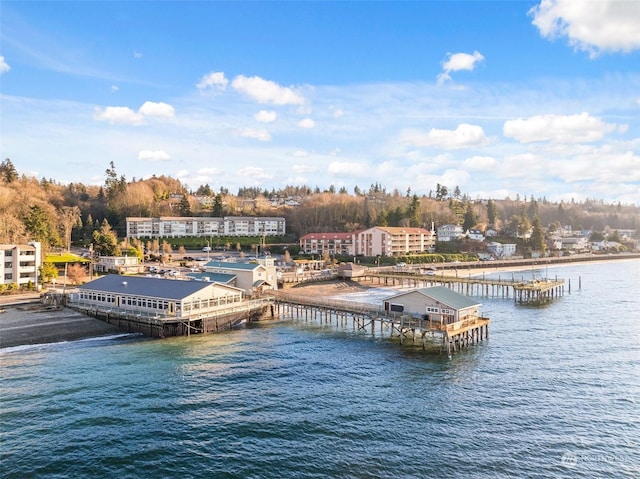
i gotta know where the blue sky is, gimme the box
[1,1,639,204]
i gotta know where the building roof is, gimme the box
[369,226,433,235]
[78,275,217,300]
[384,286,480,310]
[185,272,236,284]
[204,261,264,271]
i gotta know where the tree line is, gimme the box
[1,158,638,257]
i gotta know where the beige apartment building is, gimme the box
[1,242,42,287]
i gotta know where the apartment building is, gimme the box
[126,216,286,239]
[1,242,42,287]
[299,232,355,256]
[354,226,436,257]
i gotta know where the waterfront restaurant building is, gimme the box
[126,216,286,239]
[1,242,41,287]
[70,275,244,319]
[382,286,481,326]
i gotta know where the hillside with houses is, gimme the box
[1,159,639,266]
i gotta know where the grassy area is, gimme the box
[44,252,90,264]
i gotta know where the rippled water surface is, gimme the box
[1,260,639,478]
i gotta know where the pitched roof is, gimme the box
[78,275,215,300]
[384,286,480,310]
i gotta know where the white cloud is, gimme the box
[110,85,119,92]
[503,113,618,143]
[231,75,305,105]
[298,118,315,129]
[0,56,11,74]
[237,128,272,142]
[254,110,277,123]
[138,150,171,161]
[529,0,640,56]
[133,51,143,59]
[139,101,175,118]
[237,166,273,179]
[94,101,176,125]
[292,150,309,158]
[197,71,228,91]
[332,107,344,118]
[402,124,489,149]
[437,51,484,85]
[93,106,144,125]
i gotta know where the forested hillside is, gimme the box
[1,158,638,252]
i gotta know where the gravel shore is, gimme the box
[0,302,123,350]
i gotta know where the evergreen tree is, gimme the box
[530,216,546,251]
[212,193,224,217]
[486,199,498,228]
[24,205,61,247]
[92,219,120,256]
[462,203,478,232]
[178,195,191,216]
[406,194,421,227]
[0,158,18,183]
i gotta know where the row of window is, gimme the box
[78,291,242,312]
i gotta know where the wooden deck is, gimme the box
[267,291,489,354]
[354,272,565,304]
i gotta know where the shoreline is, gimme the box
[0,303,124,351]
[1,254,637,350]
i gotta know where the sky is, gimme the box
[1,0,639,205]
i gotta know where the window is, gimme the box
[426,306,439,313]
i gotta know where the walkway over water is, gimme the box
[267,291,489,354]
[354,271,565,304]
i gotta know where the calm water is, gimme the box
[1,260,639,478]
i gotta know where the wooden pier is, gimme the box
[267,292,489,354]
[354,271,565,305]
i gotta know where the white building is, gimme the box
[202,257,278,296]
[70,275,244,319]
[94,255,144,274]
[1,242,41,288]
[437,224,464,242]
[487,242,517,258]
[466,229,485,241]
[126,216,286,239]
[382,286,482,325]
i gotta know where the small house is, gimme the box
[382,286,481,325]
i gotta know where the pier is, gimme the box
[353,271,565,304]
[267,292,489,354]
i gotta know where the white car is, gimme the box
[202,246,211,252]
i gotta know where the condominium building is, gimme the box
[299,232,355,256]
[354,226,436,257]
[1,242,42,287]
[126,216,286,239]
